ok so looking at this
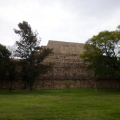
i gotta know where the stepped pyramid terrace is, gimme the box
[40,40,87,80]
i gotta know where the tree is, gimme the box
[14,21,52,91]
[0,44,11,81]
[0,44,19,90]
[7,45,17,58]
[80,28,120,88]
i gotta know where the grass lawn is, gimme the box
[0,88,120,120]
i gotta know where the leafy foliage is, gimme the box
[0,44,19,90]
[14,21,52,91]
[0,44,11,80]
[14,21,40,59]
[81,28,120,80]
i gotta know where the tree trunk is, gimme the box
[27,80,33,91]
[118,80,120,90]
[94,79,97,93]
[23,81,27,90]
[9,80,12,91]
[27,84,33,91]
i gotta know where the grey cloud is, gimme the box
[0,0,120,46]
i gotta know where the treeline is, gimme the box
[0,21,52,91]
[80,26,120,89]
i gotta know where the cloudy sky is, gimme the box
[0,0,120,46]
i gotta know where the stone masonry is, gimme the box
[34,40,119,89]
[40,40,88,80]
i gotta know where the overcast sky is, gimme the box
[0,0,120,46]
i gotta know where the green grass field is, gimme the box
[0,89,120,120]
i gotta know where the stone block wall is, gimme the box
[47,40,84,54]
[41,40,88,80]
[1,79,119,90]
[34,79,119,89]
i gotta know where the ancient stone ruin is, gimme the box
[35,40,118,89]
[41,40,87,80]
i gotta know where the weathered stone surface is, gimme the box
[47,40,84,54]
[41,40,87,80]
[1,79,119,89]
[34,79,119,89]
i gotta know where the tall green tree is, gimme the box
[0,44,11,81]
[14,21,52,91]
[0,44,19,90]
[80,28,120,87]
